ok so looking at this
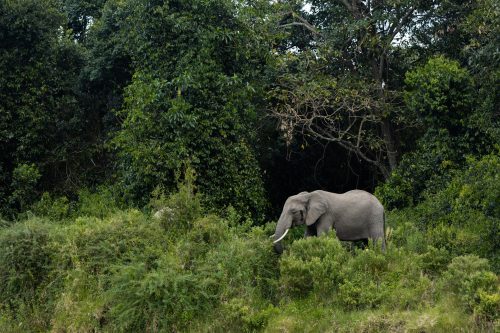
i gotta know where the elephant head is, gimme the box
[272,191,327,254]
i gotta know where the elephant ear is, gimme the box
[305,193,327,226]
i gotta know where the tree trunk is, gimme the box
[381,117,398,172]
[372,55,399,176]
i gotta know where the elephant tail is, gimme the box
[382,211,389,252]
[383,211,386,235]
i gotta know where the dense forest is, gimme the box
[0,0,499,331]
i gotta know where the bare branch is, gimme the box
[269,75,392,177]
[280,22,320,35]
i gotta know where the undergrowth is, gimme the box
[0,154,499,332]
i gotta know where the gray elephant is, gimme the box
[272,190,385,254]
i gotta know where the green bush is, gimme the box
[56,210,166,276]
[381,249,433,310]
[404,56,473,130]
[9,163,41,213]
[50,269,106,332]
[441,255,499,320]
[104,217,278,332]
[150,168,203,234]
[179,215,230,264]
[76,187,121,219]
[30,192,72,221]
[49,209,168,331]
[375,129,466,209]
[0,180,497,332]
[106,253,215,332]
[279,234,348,298]
[474,290,500,322]
[337,279,382,310]
[420,246,452,276]
[383,153,500,272]
[219,297,278,332]
[0,219,53,305]
[337,249,388,310]
[388,218,428,253]
[198,229,279,301]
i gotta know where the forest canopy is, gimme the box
[0,0,499,331]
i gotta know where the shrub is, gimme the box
[50,269,106,332]
[338,279,382,310]
[375,129,465,209]
[9,163,41,213]
[56,210,166,276]
[197,229,279,302]
[0,219,53,305]
[105,221,279,332]
[382,153,500,272]
[279,234,348,298]
[50,210,167,331]
[30,192,72,221]
[441,255,499,319]
[388,218,428,253]
[76,187,121,219]
[177,215,230,266]
[382,249,433,310]
[404,56,473,130]
[150,168,203,234]
[106,253,215,332]
[474,290,500,322]
[217,297,278,332]
[337,248,389,310]
[420,246,451,276]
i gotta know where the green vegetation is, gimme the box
[1,0,499,331]
[1,158,499,331]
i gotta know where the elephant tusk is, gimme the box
[269,234,275,238]
[273,229,289,243]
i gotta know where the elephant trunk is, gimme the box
[273,211,292,254]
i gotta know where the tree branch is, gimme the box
[386,6,415,46]
[280,21,320,36]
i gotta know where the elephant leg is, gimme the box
[369,217,386,251]
[304,225,317,237]
[316,216,332,236]
[360,239,369,249]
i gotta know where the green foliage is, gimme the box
[420,246,452,276]
[0,185,498,332]
[106,253,214,332]
[378,55,498,209]
[474,291,500,323]
[376,129,465,208]
[1,0,500,331]
[60,210,165,275]
[404,56,473,130]
[385,153,500,272]
[279,234,348,298]
[150,167,203,234]
[0,0,88,217]
[49,209,167,331]
[9,163,41,212]
[111,0,270,218]
[0,219,53,305]
[76,187,121,219]
[30,193,71,221]
[440,255,499,321]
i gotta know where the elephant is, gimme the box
[272,190,385,254]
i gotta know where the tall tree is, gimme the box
[112,0,275,217]
[269,0,484,179]
[0,0,86,215]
